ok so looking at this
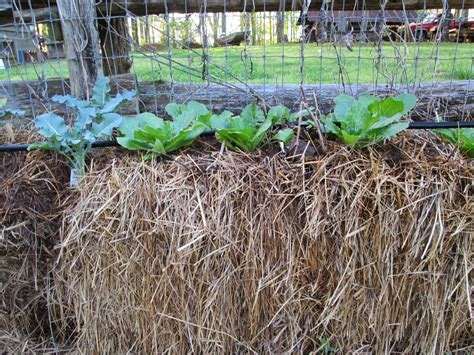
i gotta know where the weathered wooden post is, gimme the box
[57,0,103,98]
[99,18,132,76]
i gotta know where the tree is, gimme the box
[251,13,257,45]
[208,13,220,44]
[276,6,285,43]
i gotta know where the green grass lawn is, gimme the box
[1,42,472,85]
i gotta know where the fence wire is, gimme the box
[0,0,472,121]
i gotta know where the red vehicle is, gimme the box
[444,17,474,42]
[399,13,455,41]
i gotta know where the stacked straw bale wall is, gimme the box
[41,134,473,353]
[1,130,472,352]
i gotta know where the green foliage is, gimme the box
[117,101,208,155]
[321,93,416,147]
[29,77,136,181]
[207,103,295,151]
[0,98,25,119]
[436,126,474,158]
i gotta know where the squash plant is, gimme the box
[117,101,208,155]
[205,103,295,151]
[29,77,136,185]
[321,93,416,147]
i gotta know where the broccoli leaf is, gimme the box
[35,113,68,138]
[92,77,111,107]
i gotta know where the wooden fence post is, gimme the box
[99,17,132,76]
[57,0,102,98]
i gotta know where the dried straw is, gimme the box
[47,132,473,353]
[0,127,69,351]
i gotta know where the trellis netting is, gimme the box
[0,0,472,121]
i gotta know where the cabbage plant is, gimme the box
[321,93,416,147]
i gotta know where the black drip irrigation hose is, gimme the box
[0,121,473,153]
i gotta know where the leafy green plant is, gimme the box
[0,98,25,119]
[29,77,136,184]
[206,103,295,151]
[436,126,474,157]
[117,101,208,155]
[321,93,416,147]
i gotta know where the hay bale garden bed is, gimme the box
[1,127,472,353]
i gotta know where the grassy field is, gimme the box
[0,42,472,85]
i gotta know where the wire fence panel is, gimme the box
[0,0,472,122]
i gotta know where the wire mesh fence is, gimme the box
[0,0,472,121]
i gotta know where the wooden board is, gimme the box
[4,0,474,16]
[1,74,472,124]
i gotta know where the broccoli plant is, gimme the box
[29,77,136,185]
[321,93,416,147]
[0,98,25,119]
[207,103,295,151]
[436,125,474,158]
[117,101,208,155]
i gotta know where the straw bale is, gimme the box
[49,132,473,353]
[0,128,69,351]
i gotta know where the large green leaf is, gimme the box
[92,77,111,107]
[376,122,410,140]
[28,140,62,152]
[74,107,97,130]
[165,103,185,119]
[334,94,355,121]
[140,124,172,143]
[52,95,88,108]
[35,113,68,138]
[0,108,25,119]
[395,93,417,114]
[288,109,311,122]
[118,113,163,137]
[268,105,290,124]
[241,103,265,125]
[357,94,378,109]
[187,101,210,118]
[341,103,371,134]
[362,122,409,146]
[116,137,152,151]
[101,90,136,113]
[368,97,404,119]
[321,114,341,135]
[250,117,273,149]
[216,128,257,151]
[91,112,122,138]
[273,128,294,143]
[172,110,196,134]
[164,123,206,152]
[209,112,233,130]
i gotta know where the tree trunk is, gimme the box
[221,12,226,35]
[251,13,257,45]
[440,9,451,42]
[209,13,220,44]
[276,11,285,43]
[99,17,132,76]
[359,11,368,43]
[57,0,102,99]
